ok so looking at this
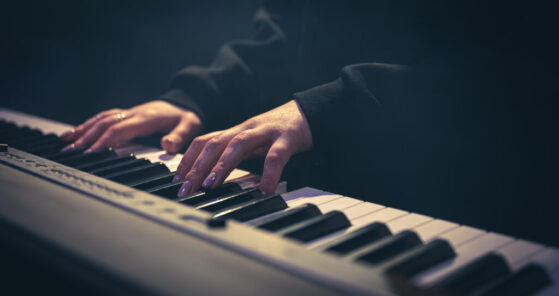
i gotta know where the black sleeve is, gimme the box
[292,44,539,159]
[157,1,306,132]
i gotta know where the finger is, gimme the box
[205,128,272,189]
[173,131,221,182]
[177,130,238,196]
[67,114,123,150]
[161,116,200,154]
[259,138,293,194]
[60,109,121,142]
[87,116,147,152]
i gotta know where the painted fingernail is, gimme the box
[177,181,191,197]
[84,148,93,153]
[172,174,181,182]
[202,172,216,188]
[61,143,75,152]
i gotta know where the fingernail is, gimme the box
[260,190,267,196]
[177,181,191,197]
[60,129,75,139]
[172,174,181,182]
[61,143,75,152]
[202,172,216,188]
[84,148,93,153]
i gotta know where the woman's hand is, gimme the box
[174,99,313,196]
[60,100,202,154]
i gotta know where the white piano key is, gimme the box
[132,148,172,162]
[305,208,407,248]
[317,197,363,213]
[0,108,73,135]
[343,202,385,220]
[414,233,514,286]
[437,225,486,247]
[526,248,559,274]
[412,219,459,242]
[535,256,559,296]
[309,212,429,249]
[349,208,408,229]
[385,213,433,234]
[114,143,153,155]
[496,240,546,270]
[224,169,252,182]
[165,160,182,172]
[283,188,342,207]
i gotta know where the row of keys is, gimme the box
[273,188,558,296]
[1,117,557,295]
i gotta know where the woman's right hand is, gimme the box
[60,100,202,154]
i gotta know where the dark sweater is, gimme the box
[158,0,559,245]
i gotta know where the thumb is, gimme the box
[161,116,201,154]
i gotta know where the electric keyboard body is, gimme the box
[1,108,558,295]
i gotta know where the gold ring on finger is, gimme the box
[115,113,126,122]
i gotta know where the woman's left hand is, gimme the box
[174,100,313,196]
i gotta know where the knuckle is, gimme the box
[205,137,223,150]
[213,161,227,172]
[106,125,121,136]
[230,130,252,146]
[265,153,283,166]
[99,118,113,128]
[185,168,201,179]
[191,137,206,148]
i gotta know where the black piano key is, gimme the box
[13,134,63,149]
[57,148,116,167]
[45,147,88,161]
[1,128,42,142]
[8,133,47,146]
[316,222,392,255]
[24,142,66,156]
[75,154,136,172]
[0,120,17,129]
[130,172,175,189]
[174,182,243,205]
[476,263,552,296]
[196,188,262,213]
[279,211,351,243]
[89,158,150,176]
[432,253,511,295]
[382,239,456,278]
[350,230,422,265]
[213,194,288,222]
[105,163,171,185]
[145,181,183,198]
[251,203,322,232]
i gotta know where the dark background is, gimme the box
[1,0,258,124]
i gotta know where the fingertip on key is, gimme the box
[61,143,75,152]
[60,129,75,140]
[162,136,180,154]
[202,172,216,188]
[178,180,192,197]
[172,174,181,183]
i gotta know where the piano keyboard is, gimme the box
[1,107,557,296]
